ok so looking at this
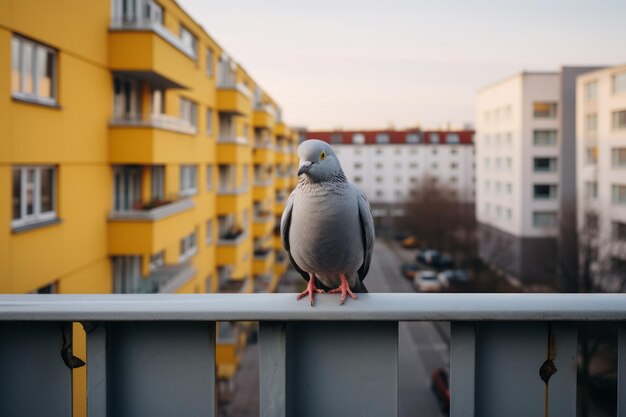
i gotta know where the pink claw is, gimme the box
[328,274,357,305]
[296,274,325,306]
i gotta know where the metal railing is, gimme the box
[1,294,626,417]
[109,19,197,59]
[110,113,197,135]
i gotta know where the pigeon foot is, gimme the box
[328,274,357,305]
[296,274,325,306]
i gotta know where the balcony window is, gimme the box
[447,133,460,144]
[179,229,198,262]
[206,165,214,191]
[218,165,236,192]
[179,25,197,58]
[330,133,343,144]
[533,157,557,172]
[151,165,165,201]
[180,98,197,129]
[612,110,626,130]
[406,133,421,143]
[12,166,57,229]
[533,130,557,146]
[612,71,626,94]
[112,256,142,294]
[206,108,213,136]
[113,166,141,211]
[149,251,165,272]
[612,148,626,167]
[206,220,213,245]
[11,35,57,105]
[179,165,197,196]
[218,114,235,141]
[586,113,598,133]
[113,77,141,120]
[217,55,237,88]
[585,182,598,199]
[450,163,458,170]
[612,221,626,241]
[586,146,598,165]
[585,80,598,100]
[612,185,626,205]
[533,184,557,200]
[533,102,557,118]
[430,133,440,144]
[206,48,214,77]
[533,211,557,228]
[376,133,389,144]
[352,133,365,144]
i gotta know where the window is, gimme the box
[375,148,383,155]
[586,146,598,165]
[533,211,557,228]
[376,190,384,197]
[613,221,626,241]
[585,182,598,199]
[149,251,165,272]
[505,208,512,221]
[354,176,362,183]
[179,25,197,57]
[585,80,598,100]
[352,133,365,144]
[533,102,557,118]
[180,165,198,196]
[12,166,57,228]
[113,77,141,120]
[612,110,626,130]
[114,166,141,211]
[613,148,626,167]
[375,163,383,169]
[376,133,389,144]
[180,229,198,261]
[206,48,214,77]
[446,133,460,144]
[431,162,438,169]
[218,165,236,192]
[406,133,421,143]
[430,133,440,144]
[206,220,213,244]
[533,130,557,146]
[376,176,383,183]
[450,148,458,155]
[432,148,438,155]
[409,177,417,183]
[354,162,362,169]
[151,165,164,201]
[450,163,458,170]
[612,185,626,204]
[330,133,343,144]
[394,176,401,183]
[533,157,557,172]
[11,35,57,105]
[206,164,214,190]
[533,184,557,200]
[180,98,197,128]
[206,108,213,135]
[613,71,626,94]
[586,113,597,132]
[112,256,142,294]
[506,183,512,195]
[409,162,418,169]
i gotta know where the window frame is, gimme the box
[12,166,58,229]
[180,165,198,196]
[11,34,58,106]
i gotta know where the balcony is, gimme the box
[109,116,198,163]
[253,147,275,164]
[253,181,274,202]
[252,212,274,237]
[275,121,289,137]
[252,248,274,275]
[253,105,276,130]
[217,84,252,116]
[216,187,250,215]
[135,262,196,294]
[274,176,292,190]
[3,294,624,416]
[108,199,195,254]
[216,141,251,164]
[109,23,197,88]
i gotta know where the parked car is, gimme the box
[401,235,420,248]
[439,269,470,287]
[417,249,439,264]
[400,262,420,280]
[437,254,455,269]
[414,270,442,292]
[431,368,450,413]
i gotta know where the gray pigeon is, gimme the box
[280,139,375,305]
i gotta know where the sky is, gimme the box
[178,0,626,131]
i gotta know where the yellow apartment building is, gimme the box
[0,0,297,412]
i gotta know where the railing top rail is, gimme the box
[2,293,626,322]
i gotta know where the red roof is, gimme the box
[304,129,474,145]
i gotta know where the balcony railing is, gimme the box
[109,198,194,221]
[137,262,196,294]
[110,18,197,59]
[1,294,626,417]
[110,113,197,135]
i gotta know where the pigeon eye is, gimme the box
[320,151,326,160]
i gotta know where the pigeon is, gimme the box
[280,139,375,305]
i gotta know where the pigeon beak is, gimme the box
[297,161,312,176]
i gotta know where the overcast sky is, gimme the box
[178,0,626,130]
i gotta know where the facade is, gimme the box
[304,130,475,221]
[576,65,626,291]
[1,0,297,412]
[475,68,599,287]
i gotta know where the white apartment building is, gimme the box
[304,130,475,216]
[476,68,601,287]
[577,65,626,291]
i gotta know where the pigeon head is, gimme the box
[297,139,344,183]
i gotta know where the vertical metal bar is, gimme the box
[259,321,287,417]
[450,322,475,417]
[548,324,577,417]
[0,322,72,417]
[85,323,108,417]
[108,322,216,417]
[618,322,626,416]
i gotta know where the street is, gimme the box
[223,239,450,417]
